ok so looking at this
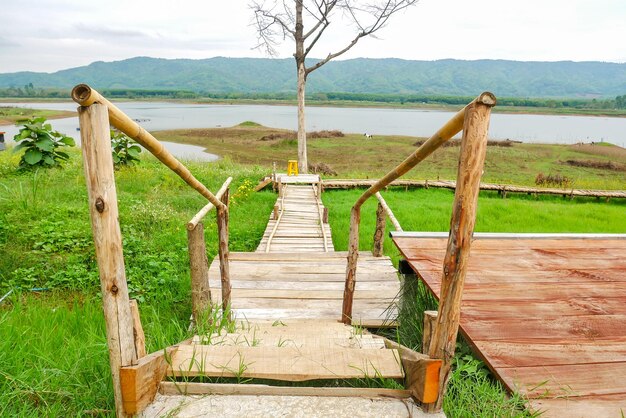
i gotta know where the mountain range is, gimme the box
[1,57,625,98]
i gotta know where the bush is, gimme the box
[13,117,75,169]
[111,130,141,166]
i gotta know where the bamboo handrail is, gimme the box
[374,192,402,231]
[265,184,287,252]
[187,177,233,230]
[342,92,496,325]
[71,84,225,210]
[313,183,329,252]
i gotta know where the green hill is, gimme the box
[1,56,625,98]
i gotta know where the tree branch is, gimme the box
[305,0,417,74]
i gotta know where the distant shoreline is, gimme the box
[1,98,625,119]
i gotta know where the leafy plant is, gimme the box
[13,117,75,169]
[111,130,141,166]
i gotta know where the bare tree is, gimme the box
[251,0,418,173]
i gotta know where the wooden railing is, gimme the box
[72,84,231,417]
[341,92,496,410]
[187,177,232,323]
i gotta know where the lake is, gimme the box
[1,101,625,160]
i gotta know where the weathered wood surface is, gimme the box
[169,320,404,382]
[426,94,493,410]
[169,345,403,381]
[258,184,332,253]
[323,178,626,200]
[187,223,211,322]
[208,252,399,327]
[79,103,136,418]
[393,234,626,416]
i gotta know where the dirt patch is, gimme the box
[412,139,517,147]
[564,159,626,171]
[260,130,344,141]
[308,162,338,176]
[535,173,572,188]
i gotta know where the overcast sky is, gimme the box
[1,0,625,74]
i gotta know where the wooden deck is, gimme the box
[208,181,400,327]
[392,232,626,417]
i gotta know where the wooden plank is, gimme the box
[501,362,626,398]
[528,394,626,418]
[159,381,411,398]
[169,345,404,381]
[254,177,273,191]
[414,267,626,284]
[120,346,178,415]
[475,339,626,368]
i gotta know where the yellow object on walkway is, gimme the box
[287,160,299,176]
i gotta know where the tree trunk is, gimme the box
[295,1,308,174]
[296,62,308,174]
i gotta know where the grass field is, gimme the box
[0,107,76,125]
[1,139,625,416]
[158,123,626,190]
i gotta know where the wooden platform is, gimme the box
[209,252,399,326]
[392,232,626,417]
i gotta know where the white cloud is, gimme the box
[0,0,624,73]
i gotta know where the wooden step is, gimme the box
[168,345,404,381]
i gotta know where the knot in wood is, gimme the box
[110,284,118,295]
[95,197,105,213]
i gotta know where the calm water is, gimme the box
[2,101,625,159]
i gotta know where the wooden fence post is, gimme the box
[129,300,147,359]
[217,188,231,314]
[187,223,211,323]
[427,92,495,410]
[79,103,136,417]
[342,206,361,324]
[372,202,386,257]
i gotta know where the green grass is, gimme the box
[0,106,75,125]
[1,146,625,416]
[157,125,626,190]
[323,188,626,265]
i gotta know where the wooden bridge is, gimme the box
[72,85,624,418]
[207,176,399,326]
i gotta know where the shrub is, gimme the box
[13,117,75,169]
[111,130,141,166]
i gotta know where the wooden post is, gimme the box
[187,223,211,324]
[427,93,495,410]
[273,204,279,220]
[79,103,136,417]
[217,193,231,313]
[372,202,386,257]
[342,206,361,324]
[272,161,277,191]
[129,300,147,359]
[322,207,329,224]
[422,310,438,355]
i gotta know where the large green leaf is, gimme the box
[12,141,29,153]
[18,129,32,140]
[23,149,43,165]
[35,137,55,152]
[127,146,141,158]
[43,155,56,166]
[59,136,75,146]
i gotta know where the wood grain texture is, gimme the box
[427,94,493,410]
[79,103,136,418]
[394,234,626,416]
[169,345,403,381]
[120,346,178,415]
[187,223,211,323]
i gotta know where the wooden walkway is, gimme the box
[257,183,332,252]
[208,175,400,327]
[392,232,626,417]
